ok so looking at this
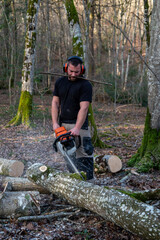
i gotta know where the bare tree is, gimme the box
[8,0,40,126]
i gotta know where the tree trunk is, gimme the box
[2,177,49,194]
[64,0,104,148]
[0,158,24,177]
[88,104,106,147]
[7,0,40,126]
[128,0,160,172]
[27,163,160,240]
[64,0,83,57]
[0,191,40,218]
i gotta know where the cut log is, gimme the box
[0,191,40,218]
[95,155,122,173]
[2,177,50,194]
[27,163,160,240]
[0,158,24,177]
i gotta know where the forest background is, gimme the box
[0,0,151,106]
[0,1,160,239]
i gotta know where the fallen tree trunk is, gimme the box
[0,158,24,177]
[0,191,40,218]
[27,163,160,240]
[2,177,159,202]
[2,177,50,194]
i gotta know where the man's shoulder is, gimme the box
[55,76,68,86]
[56,76,67,82]
[80,79,92,88]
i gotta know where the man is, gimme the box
[51,56,94,180]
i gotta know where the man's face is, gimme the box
[67,63,81,81]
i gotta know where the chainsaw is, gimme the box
[53,126,84,180]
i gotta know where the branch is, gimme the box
[38,72,112,86]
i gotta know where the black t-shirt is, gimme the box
[53,76,92,128]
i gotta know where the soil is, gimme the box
[0,90,159,240]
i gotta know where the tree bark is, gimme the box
[0,158,24,177]
[2,177,49,194]
[128,0,160,172]
[27,163,160,240]
[0,191,40,218]
[64,0,83,57]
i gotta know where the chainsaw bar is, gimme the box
[53,131,84,180]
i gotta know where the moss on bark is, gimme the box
[88,104,107,148]
[7,91,33,126]
[128,108,160,172]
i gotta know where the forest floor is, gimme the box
[0,89,159,240]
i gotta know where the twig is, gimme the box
[113,127,121,137]
[18,206,76,221]
[18,211,74,221]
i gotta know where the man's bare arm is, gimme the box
[70,101,90,136]
[51,96,60,130]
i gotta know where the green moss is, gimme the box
[7,91,33,126]
[70,172,87,180]
[128,108,160,172]
[65,0,79,24]
[73,37,83,56]
[27,0,39,17]
[104,187,148,202]
[88,104,107,148]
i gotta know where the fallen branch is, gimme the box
[27,163,160,240]
[18,208,96,222]
[39,72,112,86]
[18,206,75,221]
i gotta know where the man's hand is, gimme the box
[70,127,80,136]
[53,123,60,131]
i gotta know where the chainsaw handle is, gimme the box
[53,131,73,152]
[53,132,81,152]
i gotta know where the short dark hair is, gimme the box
[68,58,81,67]
[67,56,83,67]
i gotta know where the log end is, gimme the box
[106,155,122,173]
[10,161,24,177]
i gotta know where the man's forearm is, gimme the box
[51,99,60,130]
[75,108,88,130]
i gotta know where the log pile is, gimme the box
[0,158,40,218]
[0,159,160,240]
